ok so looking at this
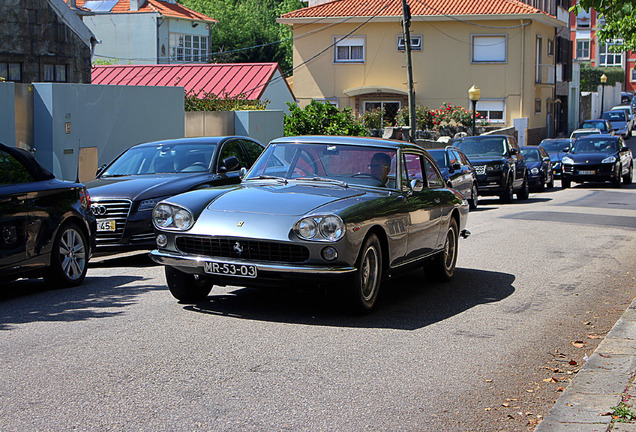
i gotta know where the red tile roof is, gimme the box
[91,63,285,100]
[66,0,216,22]
[281,0,547,19]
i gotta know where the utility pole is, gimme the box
[401,0,416,143]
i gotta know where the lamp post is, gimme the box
[468,85,481,136]
[600,73,607,115]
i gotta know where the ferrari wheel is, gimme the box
[426,218,458,281]
[165,267,213,302]
[348,233,382,313]
[44,222,88,287]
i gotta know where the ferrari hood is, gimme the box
[207,182,366,216]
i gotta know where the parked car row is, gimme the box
[2,128,632,313]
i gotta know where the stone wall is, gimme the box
[0,0,91,83]
[527,127,547,146]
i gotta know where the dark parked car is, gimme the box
[539,138,573,178]
[450,135,529,203]
[579,119,614,135]
[85,136,265,254]
[0,143,96,286]
[520,146,554,191]
[428,146,478,209]
[561,134,633,188]
[149,136,470,313]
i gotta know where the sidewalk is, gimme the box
[535,298,636,432]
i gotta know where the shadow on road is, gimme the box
[0,273,162,331]
[183,267,515,330]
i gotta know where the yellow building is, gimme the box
[278,0,569,145]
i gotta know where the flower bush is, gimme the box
[395,102,487,136]
[361,107,389,130]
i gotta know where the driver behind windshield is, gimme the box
[369,152,392,186]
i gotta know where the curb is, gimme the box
[535,298,636,432]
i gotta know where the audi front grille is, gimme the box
[91,199,132,244]
[474,165,486,175]
[175,237,310,263]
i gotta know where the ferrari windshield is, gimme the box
[246,142,398,188]
[453,137,507,157]
[102,143,215,176]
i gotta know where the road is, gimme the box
[2,164,636,432]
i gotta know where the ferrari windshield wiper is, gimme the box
[250,175,288,184]
[295,177,348,188]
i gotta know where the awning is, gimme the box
[343,86,408,97]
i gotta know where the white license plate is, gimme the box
[204,261,257,278]
[578,170,596,175]
[97,220,116,232]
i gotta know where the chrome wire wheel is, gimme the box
[59,227,87,281]
[442,224,457,273]
[360,244,380,302]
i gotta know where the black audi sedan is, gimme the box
[0,143,96,286]
[428,146,479,209]
[561,135,633,188]
[85,136,265,254]
[520,146,554,191]
[539,138,573,178]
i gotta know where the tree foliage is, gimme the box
[572,1,636,50]
[284,100,368,136]
[580,65,624,92]
[178,0,303,72]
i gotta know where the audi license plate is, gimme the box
[578,170,595,175]
[204,261,257,278]
[97,220,116,232]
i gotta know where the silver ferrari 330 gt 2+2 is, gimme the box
[149,136,470,312]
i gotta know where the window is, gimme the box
[548,39,554,56]
[363,101,401,125]
[474,100,505,123]
[397,35,422,51]
[471,35,507,63]
[535,98,542,114]
[0,150,34,185]
[169,33,209,62]
[576,9,590,28]
[576,39,590,59]
[599,41,623,66]
[218,140,248,171]
[631,68,636,82]
[334,36,365,63]
[43,64,68,82]
[535,36,543,83]
[424,158,443,188]
[0,63,22,82]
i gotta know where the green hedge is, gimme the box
[580,65,624,92]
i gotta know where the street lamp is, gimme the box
[468,85,481,136]
[600,73,607,115]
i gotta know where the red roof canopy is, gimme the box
[91,63,286,100]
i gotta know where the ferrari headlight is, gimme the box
[295,215,345,241]
[530,167,539,175]
[562,156,574,165]
[602,156,617,164]
[152,203,194,230]
[296,218,318,239]
[320,216,345,241]
[139,197,168,212]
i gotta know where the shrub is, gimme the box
[284,100,368,136]
[184,90,268,112]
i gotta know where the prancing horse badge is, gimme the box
[237,221,244,227]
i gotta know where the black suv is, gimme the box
[450,135,529,203]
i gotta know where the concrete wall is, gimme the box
[32,83,184,181]
[235,110,284,145]
[0,83,17,147]
[262,69,294,114]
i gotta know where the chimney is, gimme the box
[130,0,144,11]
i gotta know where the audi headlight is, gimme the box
[602,156,617,164]
[294,215,345,241]
[562,156,574,164]
[530,167,539,175]
[139,197,168,212]
[152,203,194,230]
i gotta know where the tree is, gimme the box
[284,100,368,136]
[572,1,636,50]
[179,0,303,72]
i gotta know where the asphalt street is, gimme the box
[1,157,636,432]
